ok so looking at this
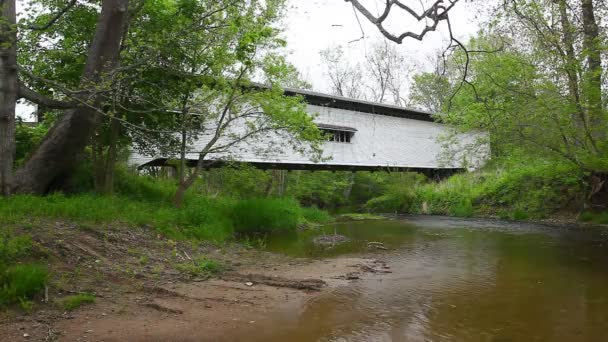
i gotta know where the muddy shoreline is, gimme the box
[0,220,391,341]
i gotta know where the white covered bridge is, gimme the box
[129,88,489,178]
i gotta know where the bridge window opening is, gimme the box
[317,124,357,143]
[322,129,354,143]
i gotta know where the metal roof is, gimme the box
[316,123,358,132]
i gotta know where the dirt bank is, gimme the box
[0,221,391,341]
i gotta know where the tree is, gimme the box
[0,0,131,194]
[319,40,409,105]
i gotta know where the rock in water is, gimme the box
[313,234,350,247]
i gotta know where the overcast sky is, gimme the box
[17,0,482,120]
[282,0,482,93]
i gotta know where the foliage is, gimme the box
[0,264,48,307]
[300,207,333,224]
[410,158,586,219]
[14,121,49,165]
[61,293,95,311]
[231,198,302,234]
[363,173,425,213]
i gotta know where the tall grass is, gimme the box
[410,159,586,219]
[0,264,48,307]
[0,182,332,242]
[231,198,302,234]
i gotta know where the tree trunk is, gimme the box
[92,129,105,193]
[12,0,129,194]
[174,169,199,208]
[103,118,120,194]
[0,0,17,195]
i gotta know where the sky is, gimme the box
[281,0,482,93]
[17,0,483,120]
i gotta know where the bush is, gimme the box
[300,206,333,223]
[410,158,586,219]
[0,264,48,307]
[62,293,95,311]
[231,198,301,234]
[449,200,474,217]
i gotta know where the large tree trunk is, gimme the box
[12,0,129,194]
[0,0,17,195]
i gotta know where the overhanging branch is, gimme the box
[346,0,460,43]
[17,82,77,109]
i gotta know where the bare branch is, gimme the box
[346,0,460,43]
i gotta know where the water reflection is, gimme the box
[244,217,608,341]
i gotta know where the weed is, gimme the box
[139,255,150,265]
[176,258,222,277]
[0,264,48,307]
[61,293,95,311]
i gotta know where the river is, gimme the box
[246,216,608,341]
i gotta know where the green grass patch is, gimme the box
[0,264,48,307]
[579,211,608,224]
[0,232,33,261]
[61,293,95,311]
[176,258,222,277]
[338,213,385,221]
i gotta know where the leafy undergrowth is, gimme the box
[363,158,589,221]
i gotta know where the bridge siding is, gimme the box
[129,104,488,170]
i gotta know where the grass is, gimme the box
[300,206,333,224]
[0,176,333,242]
[409,158,586,220]
[61,293,95,311]
[0,264,48,307]
[580,211,608,224]
[339,213,385,221]
[176,258,222,277]
[231,198,302,234]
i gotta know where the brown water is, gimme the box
[251,216,608,341]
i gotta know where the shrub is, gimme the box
[300,206,333,223]
[449,200,474,217]
[61,293,95,311]
[231,198,301,234]
[0,264,48,307]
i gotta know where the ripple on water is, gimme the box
[249,217,608,341]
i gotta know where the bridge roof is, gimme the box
[281,87,435,122]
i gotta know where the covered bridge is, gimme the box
[129,87,489,178]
